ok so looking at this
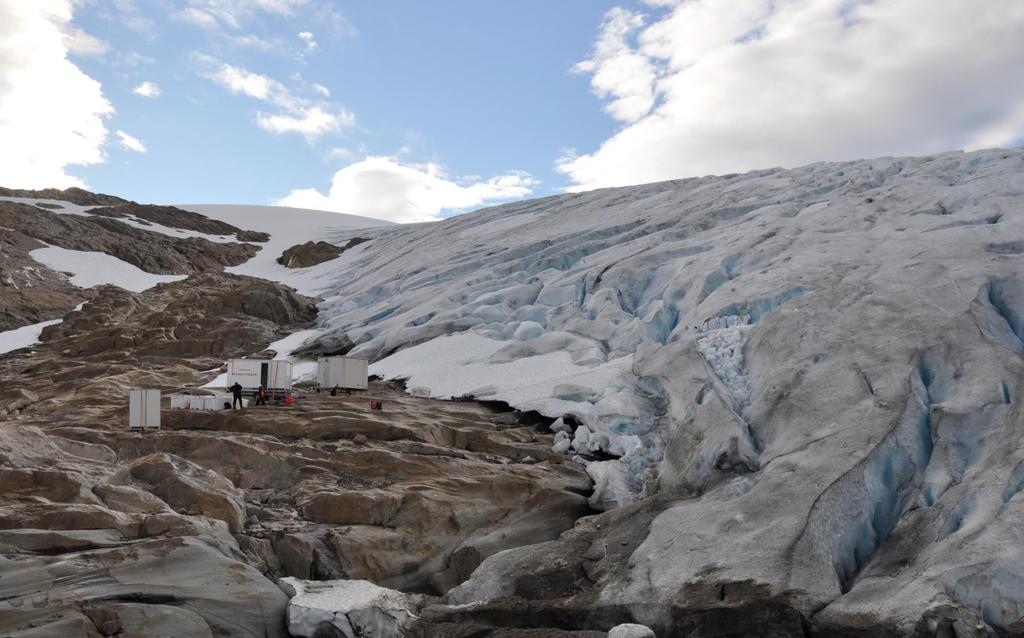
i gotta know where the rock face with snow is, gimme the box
[0,193,269,333]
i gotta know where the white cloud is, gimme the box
[114,51,155,67]
[132,81,161,98]
[175,0,309,31]
[563,0,1024,190]
[0,0,113,188]
[174,7,222,30]
[228,33,283,50]
[196,54,276,99]
[257,106,353,142]
[572,8,656,123]
[277,156,538,223]
[108,0,156,35]
[312,83,330,97]
[193,53,353,142]
[115,130,146,153]
[298,31,317,52]
[324,146,352,161]
[63,26,109,56]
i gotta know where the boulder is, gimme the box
[85,603,214,638]
[298,489,403,526]
[125,453,246,532]
[280,577,423,638]
[93,483,168,513]
[0,389,39,416]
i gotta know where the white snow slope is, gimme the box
[177,204,393,292]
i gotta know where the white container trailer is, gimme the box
[129,389,161,430]
[317,356,368,391]
[226,359,293,393]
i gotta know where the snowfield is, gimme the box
[0,317,63,355]
[28,245,188,292]
[0,301,86,355]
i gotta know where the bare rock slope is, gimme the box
[0,271,589,637]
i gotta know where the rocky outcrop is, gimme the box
[278,237,368,268]
[0,186,269,242]
[0,186,128,206]
[0,229,92,331]
[0,200,259,275]
[89,202,247,236]
[291,331,356,357]
[123,453,247,532]
[39,271,317,359]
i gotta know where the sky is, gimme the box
[2,0,1024,224]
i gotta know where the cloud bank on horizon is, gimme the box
[561,0,1024,191]
[1,0,1023,221]
[277,156,537,224]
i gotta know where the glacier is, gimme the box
[194,148,1024,634]
[275,151,1020,507]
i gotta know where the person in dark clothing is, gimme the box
[230,382,243,409]
[255,385,268,406]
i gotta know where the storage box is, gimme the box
[129,389,160,430]
[316,356,369,391]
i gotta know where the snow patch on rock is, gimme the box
[29,244,186,292]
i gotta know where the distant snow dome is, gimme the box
[178,204,392,295]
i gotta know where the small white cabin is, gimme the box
[316,356,368,391]
[226,359,293,393]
